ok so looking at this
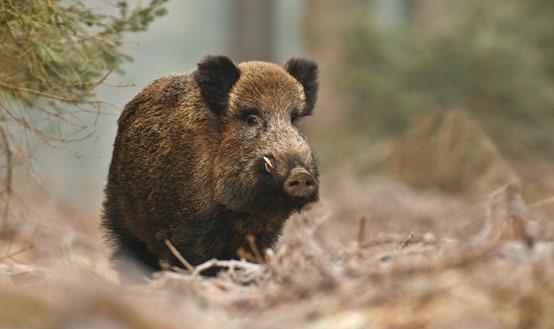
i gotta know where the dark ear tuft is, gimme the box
[194,55,240,115]
[285,58,319,114]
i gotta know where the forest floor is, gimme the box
[1,173,554,329]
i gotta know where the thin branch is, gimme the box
[357,216,367,246]
[0,126,12,228]
[399,232,414,250]
[529,196,554,210]
[0,80,103,104]
[0,245,33,261]
[164,239,195,272]
[193,259,264,277]
[246,234,265,264]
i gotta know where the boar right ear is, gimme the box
[194,55,240,115]
[285,58,319,115]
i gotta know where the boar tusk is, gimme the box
[263,156,273,173]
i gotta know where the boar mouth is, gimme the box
[221,155,319,215]
[246,162,319,215]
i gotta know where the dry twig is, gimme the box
[163,239,195,272]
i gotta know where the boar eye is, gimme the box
[240,108,262,126]
[245,114,259,126]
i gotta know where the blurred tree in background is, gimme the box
[0,0,167,209]
[342,0,554,151]
[309,0,554,198]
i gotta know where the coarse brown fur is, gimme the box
[102,56,319,276]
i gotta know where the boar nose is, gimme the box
[284,167,318,198]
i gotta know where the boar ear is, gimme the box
[194,55,240,115]
[285,58,319,114]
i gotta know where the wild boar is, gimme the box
[102,56,319,275]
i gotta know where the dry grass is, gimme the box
[1,175,553,329]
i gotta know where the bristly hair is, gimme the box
[284,58,319,115]
[194,55,241,115]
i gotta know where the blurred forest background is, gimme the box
[0,0,552,249]
[1,1,554,328]
[309,0,554,202]
[2,0,553,231]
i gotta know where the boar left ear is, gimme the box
[285,58,319,114]
[194,55,240,115]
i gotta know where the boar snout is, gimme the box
[283,167,318,198]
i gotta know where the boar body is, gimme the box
[102,56,319,273]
